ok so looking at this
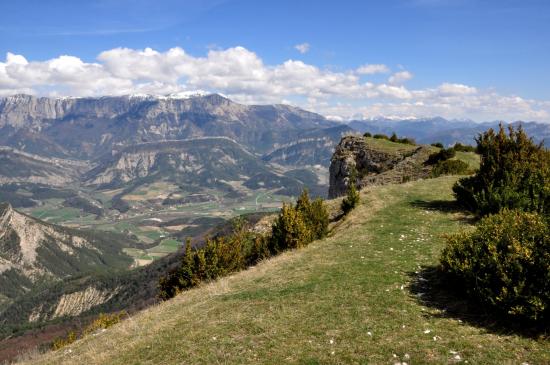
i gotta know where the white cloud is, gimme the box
[0,47,548,122]
[356,64,390,75]
[437,82,477,96]
[388,71,413,85]
[294,43,310,54]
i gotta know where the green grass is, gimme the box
[364,136,421,154]
[28,176,549,364]
[453,151,480,171]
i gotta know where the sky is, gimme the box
[0,0,549,122]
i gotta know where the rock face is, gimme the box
[328,135,433,198]
[83,137,309,195]
[0,93,335,159]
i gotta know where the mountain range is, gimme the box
[348,117,550,147]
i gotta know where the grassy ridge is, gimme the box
[27,177,549,364]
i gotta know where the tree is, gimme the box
[341,170,360,215]
[296,189,329,240]
[269,203,311,253]
[453,124,550,217]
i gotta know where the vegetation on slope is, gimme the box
[26,177,549,364]
[453,124,550,217]
[441,124,550,325]
[158,190,329,300]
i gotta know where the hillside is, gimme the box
[83,137,308,195]
[23,176,549,364]
[0,148,86,186]
[0,203,134,306]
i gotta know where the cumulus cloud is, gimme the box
[0,46,548,122]
[356,64,390,75]
[294,43,310,54]
[388,71,413,85]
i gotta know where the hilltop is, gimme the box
[21,174,549,364]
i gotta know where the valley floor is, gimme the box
[25,177,550,364]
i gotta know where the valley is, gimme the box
[0,92,547,363]
[20,184,289,267]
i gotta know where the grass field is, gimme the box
[27,176,550,364]
[363,137,421,154]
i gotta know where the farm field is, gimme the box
[22,188,290,266]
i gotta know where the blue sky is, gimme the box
[1,0,549,121]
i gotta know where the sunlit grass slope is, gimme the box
[27,176,549,364]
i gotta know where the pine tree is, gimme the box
[341,169,360,215]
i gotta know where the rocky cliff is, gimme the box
[0,93,335,159]
[328,135,434,198]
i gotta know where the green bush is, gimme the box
[431,142,444,148]
[426,148,456,165]
[387,132,416,145]
[295,189,329,240]
[363,132,372,138]
[246,234,271,266]
[430,159,470,177]
[269,203,311,253]
[453,125,550,217]
[452,142,477,153]
[373,133,389,140]
[341,181,360,215]
[440,210,550,323]
[159,189,329,300]
[398,137,416,145]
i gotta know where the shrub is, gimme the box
[398,137,416,145]
[82,311,126,336]
[246,234,271,266]
[51,331,77,351]
[430,159,470,177]
[159,189,330,300]
[440,209,550,323]
[431,142,444,148]
[373,133,389,140]
[363,132,372,138]
[296,189,329,240]
[269,203,311,253]
[452,142,477,153]
[387,132,416,145]
[341,180,360,215]
[453,125,550,217]
[426,148,456,165]
[52,311,127,350]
